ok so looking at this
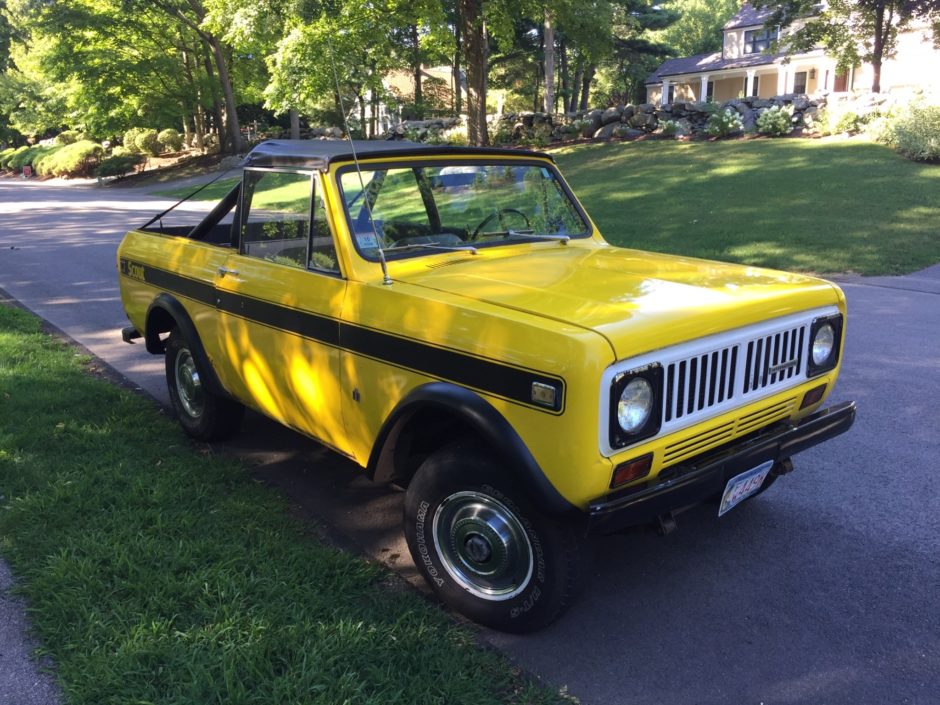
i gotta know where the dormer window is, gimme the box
[744,28,778,54]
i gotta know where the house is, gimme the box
[646,3,940,105]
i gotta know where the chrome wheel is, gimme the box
[174,348,204,419]
[432,491,534,601]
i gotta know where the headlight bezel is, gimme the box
[807,313,843,377]
[609,364,663,450]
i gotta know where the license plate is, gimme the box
[718,460,774,517]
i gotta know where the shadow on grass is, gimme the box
[556,139,940,275]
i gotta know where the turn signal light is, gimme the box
[800,384,827,409]
[611,454,653,488]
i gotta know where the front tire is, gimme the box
[165,330,244,441]
[403,444,586,632]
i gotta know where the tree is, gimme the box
[755,0,940,93]
[653,0,739,57]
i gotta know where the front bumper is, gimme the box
[588,401,856,534]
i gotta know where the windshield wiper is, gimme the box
[382,243,478,255]
[507,229,570,244]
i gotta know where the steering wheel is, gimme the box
[470,208,531,240]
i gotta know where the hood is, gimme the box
[398,244,840,361]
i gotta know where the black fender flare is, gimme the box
[368,382,581,519]
[145,293,228,398]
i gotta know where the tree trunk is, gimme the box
[193,111,205,152]
[370,73,380,137]
[181,112,192,148]
[207,34,244,153]
[559,39,569,114]
[289,108,300,140]
[453,9,462,115]
[543,8,555,115]
[411,24,423,118]
[358,92,367,137]
[200,48,225,150]
[871,4,886,93]
[460,0,488,146]
[579,65,595,111]
[570,63,583,112]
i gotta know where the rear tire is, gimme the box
[403,444,587,633]
[165,330,244,441]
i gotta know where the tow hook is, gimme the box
[654,512,677,536]
[771,458,794,477]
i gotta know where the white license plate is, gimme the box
[718,460,774,517]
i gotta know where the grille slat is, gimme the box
[652,319,812,437]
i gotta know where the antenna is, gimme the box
[328,38,393,286]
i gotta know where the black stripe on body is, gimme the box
[121,259,565,413]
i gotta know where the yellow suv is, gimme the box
[118,140,855,632]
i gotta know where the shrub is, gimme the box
[8,145,58,172]
[0,147,16,168]
[111,145,133,157]
[134,128,160,155]
[834,109,862,134]
[756,105,793,136]
[659,119,680,137]
[157,128,183,152]
[890,103,940,162]
[96,153,145,178]
[33,140,104,177]
[54,130,81,146]
[1,146,28,169]
[705,108,743,138]
[122,127,145,152]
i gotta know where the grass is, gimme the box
[553,137,940,275]
[0,303,567,705]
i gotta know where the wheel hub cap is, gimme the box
[432,491,534,601]
[174,349,204,419]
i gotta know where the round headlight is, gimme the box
[617,377,653,433]
[812,323,835,365]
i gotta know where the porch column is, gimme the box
[661,78,671,106]
[776,67,786,96]
[699,74,710,101]
[745,69,757,97]
[786,67,796,94]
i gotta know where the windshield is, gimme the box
[338,162,590,259]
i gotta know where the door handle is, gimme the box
[218,267,240,277]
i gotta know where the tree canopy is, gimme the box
[0,0,684,147]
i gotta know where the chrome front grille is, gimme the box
[664,321,807,425]
[599,306,839,458]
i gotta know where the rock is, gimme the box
[601,106,622,125]
[638,103,655,114]
[593,122,622,139]
[583,110,603,135]
[741,108,758,132]
[629,112,658,130]
[619,127,645,140]
[727,99,749,114]
[675,118,693,136]
[687,101,710,113]
[752,99,772,109]
[621,104,635,121]
[791,96,810,111]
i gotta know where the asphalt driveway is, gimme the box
[0,178,938,704]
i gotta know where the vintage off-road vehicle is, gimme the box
[118,140,855,632]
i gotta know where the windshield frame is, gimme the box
[334,158,593,263]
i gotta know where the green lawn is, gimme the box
[0,303,565,705]
[553,137,940,275]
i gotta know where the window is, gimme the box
[744,28,778,54]
[793,71,807,94]
[706,81,715,100]
[751,75,760,97]
[338,163,589,260]
[240,170,339,273]
[667,84,676,103]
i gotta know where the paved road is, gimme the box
[1,178,938,705]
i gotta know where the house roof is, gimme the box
[644,51,780,84]
[244,140,552,170]
[723,3,776,29]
